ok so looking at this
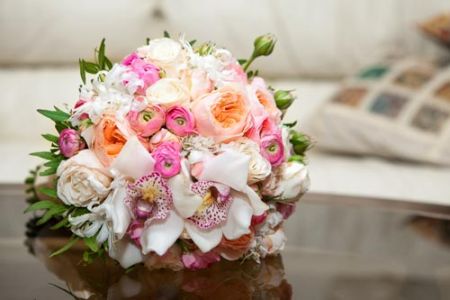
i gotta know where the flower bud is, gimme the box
[274,90,295,110]
[289,130,311,155]
[58,128,85,158]
[253,34,276,57]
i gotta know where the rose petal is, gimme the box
[185,221,222,253]
[221,194,252,240]
[81,126,95,148]
[140,211,184,256]
[111,136,154,179]
[61,150,105,172]
[169,160,203,218]
[108,238,144,268]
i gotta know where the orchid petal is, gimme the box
[109,239,143,268]
[141,211,184,256]
[169,160,203,218]
[111,136,154,179]
[243,186,269,216]
[221,194,252,240]
[199,149,249,191]
[185,221,222,253]
[95,184,130,239]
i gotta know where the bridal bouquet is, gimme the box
[25,33,311,270]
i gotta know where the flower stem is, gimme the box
[243,55,256,72]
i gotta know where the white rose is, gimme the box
[138,38,185,76]
[57,150,112,207]
[222,138,272,184]
[145,78,190,106]
[278,162,310,200]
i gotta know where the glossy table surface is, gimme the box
[1,184,450,300]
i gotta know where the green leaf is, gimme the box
[98,38,106,69]
[238,59,247,66]
[283,121,297,128]
[49,237,79,257]
[189,39,197,46]
[24,200,57,213]
[43,159,62,169]
[30,151,55,160]
[42,134,59,143]
[145,37,150,45]
[55,122,68,133]
[83,61,99,74]
[39,167,57,176]
[37,205,67,225]
[84,236,99,252]
[37,109,70,122]
[104,56,113,70]
[38,187,57,199]
[79,59,86,84]
[163,30,170,38]
[50,218,69,230]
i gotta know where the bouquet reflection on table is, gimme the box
[25,219,292,299]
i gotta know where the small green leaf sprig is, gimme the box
[79,38,113,84]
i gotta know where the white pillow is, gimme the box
[312,58,450,165]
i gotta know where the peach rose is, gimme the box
[251,77,281,122]
[216,232,254,261]
[93,114,131,166]
[191,86,251,142]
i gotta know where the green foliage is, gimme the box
[79,38,113,84]
[49,236,80,257]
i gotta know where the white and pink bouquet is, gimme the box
[25,33,310,270]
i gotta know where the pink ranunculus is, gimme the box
[166,106,196,137]
[58,128,85,158]
[226,63,248,84]
[260,124,285,167]
[127,220,144,247]
[191,86,251,142]
[181,250,221,270]
[121,52,139,66]
[152,141,182,178]
[129,58,160,94]
[127,104,165,137]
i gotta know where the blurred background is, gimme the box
[1,0,450,205]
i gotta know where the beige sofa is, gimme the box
[1,0,450,205]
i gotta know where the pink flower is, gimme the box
[58,128,85,158]
[73,99,89,121]
[251,77,281,122]
[127,220,144,247]
[166,106,196,137]
[121,52,139,66]
[260,123,285,167]
[122,52,160,94]
[127,104,165,137]
[148,128,180,151]
[181,250,221,270]
[152,142,182,178]
[191,86,251,142]
[276,203,296,219]
[251,212,267,226]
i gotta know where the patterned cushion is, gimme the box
[312,58,450,165]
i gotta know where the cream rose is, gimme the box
[277,162,309,200]
[57,150,112,207]
[138,38,185,75]
[146,78,190,107]
[223,138,271,184]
